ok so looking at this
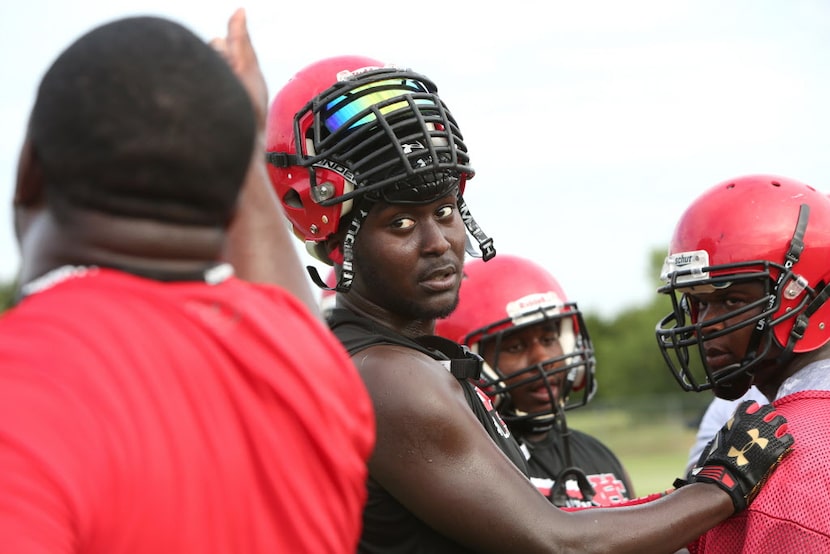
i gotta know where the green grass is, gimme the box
[566,407,698,497]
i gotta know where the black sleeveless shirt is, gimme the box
[328,309,528,554]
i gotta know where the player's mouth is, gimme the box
[419,265,458,292]
[704,346,735,372]
[527,377,561,405]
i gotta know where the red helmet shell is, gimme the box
[666,174,830,351]
[436,254,594,412]
[266,55,387,257]
[436,254,572,347]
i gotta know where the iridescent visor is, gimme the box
[324,78,436,132]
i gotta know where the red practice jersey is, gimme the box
[0,268,374,553]
[689,389,830,553]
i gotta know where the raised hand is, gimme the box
[210,9,267,133]
[213,9,319,311]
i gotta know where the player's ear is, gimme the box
[15,134,45,209]
[13,134,47,244]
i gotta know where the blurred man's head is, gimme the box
[18,16,255,231]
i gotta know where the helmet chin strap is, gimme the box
[511,412,555,435]
[774,203,812,368]
[457,194,495,261]
[548,386,596,507]
[719,203,811,380]
[307,199,374,294]
[307,265,331,291]
[778,282,830,367]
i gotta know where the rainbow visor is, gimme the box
[324,78,437,132]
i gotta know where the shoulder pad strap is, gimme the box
[414,335,482,380]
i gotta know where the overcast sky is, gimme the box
[3,0,830,317]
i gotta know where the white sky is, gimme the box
[3,0,830,317]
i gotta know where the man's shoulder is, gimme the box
[351,341,450,381]
[328,308,437,357]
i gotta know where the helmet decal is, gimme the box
[659,250,710,285]
[507,292,564,324]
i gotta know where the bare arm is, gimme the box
[213,9,317,313]
[358,345,737,554]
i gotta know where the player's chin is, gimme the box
[430,303,458,321]
[521,399,552,416]
[711,372,753,401]
[423,291,460,320]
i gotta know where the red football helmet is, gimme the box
[656,174,830,393]
[435,255,596,430]
[266,55,494,291]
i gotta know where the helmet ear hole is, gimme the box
[282,188,304,209]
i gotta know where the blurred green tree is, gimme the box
[0,279,16,313]
[584,247,682,400]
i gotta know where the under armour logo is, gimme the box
[727,428,768,466]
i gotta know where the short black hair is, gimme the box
[29,16,255,226]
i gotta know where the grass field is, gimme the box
[566,404,700,497]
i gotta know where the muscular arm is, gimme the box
[214,9,318,313]
[357,345,734,554]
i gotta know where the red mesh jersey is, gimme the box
[689,390,830,553]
